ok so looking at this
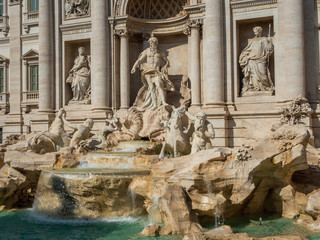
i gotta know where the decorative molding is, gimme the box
[22,49,39,60]
[21,33,39,42]
[231,0,277,13]
[59,22,91,34]
[183,3,206,15]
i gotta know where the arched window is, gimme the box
[128,0,189,19]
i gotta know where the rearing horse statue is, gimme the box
[159,108,191,159]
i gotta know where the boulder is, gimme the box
[306,191,320,219]
[141,225,160,237]
[157,184,202,235]
[4,151,58,171]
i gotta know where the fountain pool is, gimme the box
[223,214,320,240]
[0,209,182,240]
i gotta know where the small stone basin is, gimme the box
[33,168,150,220]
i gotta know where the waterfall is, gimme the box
[204,178,212,194]
[127,188,136,216]
[148,196,160,224]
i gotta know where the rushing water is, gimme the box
[0,210,182,240]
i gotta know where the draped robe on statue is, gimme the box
[66,55,91,102]
[133,52,175,111]
[239,36,274,94]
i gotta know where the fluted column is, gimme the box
[277,0,305,100]
[204,0,224,106]
[38,0,54,113]
[91,0,110,111]
[187,19,202,106]
[116,29,130,109]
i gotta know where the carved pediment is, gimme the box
[0,55,9,64]
[22,49,39,60]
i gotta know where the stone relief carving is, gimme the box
[131,34,175,111]
[236,144,253,161]
[66,47,91,104]
[27,109,71,154]
[239,26,274,96]
[65,0,90,18]
[62,116,94,149]
[159,108,191,159]
[184,110,215,154]
[280,95,311,125]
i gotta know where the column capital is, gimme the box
[114,28,129,38]
[184,18,203,36]
[187,18,203,29]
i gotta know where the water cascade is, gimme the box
[33,141,152,220]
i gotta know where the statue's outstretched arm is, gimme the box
[184,111,196,122]
[131,51,147,74]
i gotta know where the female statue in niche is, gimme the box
[239,26,274,96]
[66,47,91,104]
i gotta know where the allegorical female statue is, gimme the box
[66,47,91,104]
[239,26,274,96]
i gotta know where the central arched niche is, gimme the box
[121,0,192,106]
[127,0,189,19]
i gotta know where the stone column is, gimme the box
[204,0,224,106]
[8,1,22,116]
[277,0,305,100]
[91,0,110,111]
[187,19,202,106]
[38,0,54,113]
[116,29,130,109]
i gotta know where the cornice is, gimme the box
[59,22,91,33]
[230,0,277,9]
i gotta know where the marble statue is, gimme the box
[27,108,70,154]
[66,0,90,18]
[239,26,274,95]
[66,47,91,104]
[159,108,191,159]
[131,34,175,111]
[184,111,215,154]
[62,116,94,148]
[97,114,119,147]
[180,75,191,109]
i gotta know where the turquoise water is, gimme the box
[0,210,181,240]
[3,210,320,240]
[224,214,320,240]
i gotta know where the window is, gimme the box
[29,0,39,12]
[29,65,38,91]
[0,0,3,16]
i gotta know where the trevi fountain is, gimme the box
[1,0,320,240]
